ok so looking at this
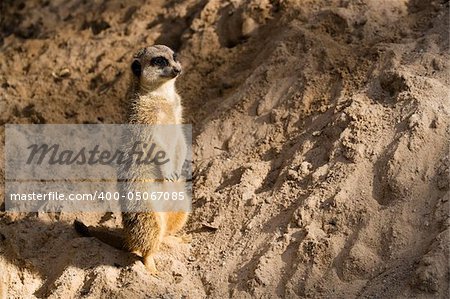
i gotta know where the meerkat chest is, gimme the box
[131,79,183,125]
[136,94,182,125]
[151,80,182,124]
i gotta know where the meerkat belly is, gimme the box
[123,212,166,251]
[155,103,177,124]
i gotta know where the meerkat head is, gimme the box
[130,45,181,90]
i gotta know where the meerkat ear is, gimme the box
[131,59,141,77]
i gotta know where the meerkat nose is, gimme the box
[172,67,181,75]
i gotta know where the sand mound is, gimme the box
[0,0,449,298]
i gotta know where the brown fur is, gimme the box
[74,45,189,275]
[121,45,189,274]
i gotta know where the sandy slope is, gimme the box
[0,0,449,298]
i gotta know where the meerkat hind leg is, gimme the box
[166,212,188,235]
[164,212,190,244]
[139,212,165,275]
[143,254,159,276]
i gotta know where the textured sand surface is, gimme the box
[0,0,449,298]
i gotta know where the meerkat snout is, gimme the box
[171,66,181,77]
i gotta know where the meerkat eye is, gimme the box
[151,56,169,67]
[131,60,141,77]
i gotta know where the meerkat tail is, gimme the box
[73,220,91,236]
[74,220,126,250]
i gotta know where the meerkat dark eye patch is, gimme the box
[151,56,169,67]
[131,60,141,77]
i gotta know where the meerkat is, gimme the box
[121,45,189,274]
[75,45,190,275]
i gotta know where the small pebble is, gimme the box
[408,114,420,128]
[59,68,71,77]
[242,17,258,37]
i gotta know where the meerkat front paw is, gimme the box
[165,172,183,182]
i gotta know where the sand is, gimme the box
[0,0,449,298]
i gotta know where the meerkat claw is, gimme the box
[166,172,181,182]
[143,256,159,276]
[180,234,192,243]
[164,234,191,244]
